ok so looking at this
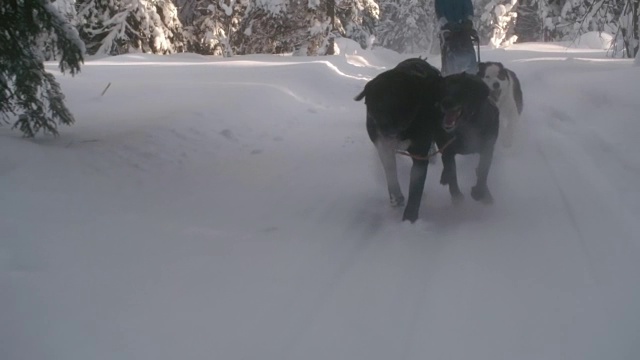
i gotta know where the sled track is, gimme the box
[280,234,376,359]
[533,135,598,283]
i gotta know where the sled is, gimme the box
[440,23,481,76]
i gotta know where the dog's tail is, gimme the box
[354,88,366,102]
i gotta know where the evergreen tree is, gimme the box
[232,0,379,56]
[513,1,543,42]
[38,0,78,60]
[511,0,624,45]
[335,0,380,50]
[76,0,185,55]
[232,0,293,55]
[233,0,326,55]
[546,0,634,57]
[183,0,247,56]
[0,0,84,137]
[477,0,519,48]
[615,0,639,57]
[176,0,198,24]
[376,0,435,54]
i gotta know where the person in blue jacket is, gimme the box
[435,0,478,75]
[435,0,474,29]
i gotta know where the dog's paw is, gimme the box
[471,185,493,204]
[390,194,405,207]
[451,192,464,206]
[402,209,419,223]
[440,171,451,185]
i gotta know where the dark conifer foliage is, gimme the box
[0,0,84,137]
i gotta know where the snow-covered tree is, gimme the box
[232,0,322,55]
[176,0,198,23]
[615,0,639,57]
[76,0,185,55]
[232,0,313,55]
[376,0,434,53]
[508,0,623,44]
[537,0,634,57]
[512,1,543,42]
[38,0,78,60]
[231,0,378,56]
[1,0,85,137]
[335,0,380,50]
[477,0,519,48]
[181,0,247,56]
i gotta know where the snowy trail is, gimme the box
[2,46,640,360]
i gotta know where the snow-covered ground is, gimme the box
[2,38,640,360]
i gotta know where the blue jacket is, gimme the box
[435,0,474,24]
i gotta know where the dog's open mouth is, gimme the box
[442,106,463,132]
[490,89,501,101]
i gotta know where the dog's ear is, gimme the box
[354,79,373,101]
[498,66,508,80]
[467,74,490,101]
[432,74,446,93]
[477,62,486,76]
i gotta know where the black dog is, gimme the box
[435,72,499,204]
[355,58,441,222]
[355,59,498,222]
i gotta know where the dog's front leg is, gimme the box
[471,146,494,204]
[501,105,518,148]
[403,158,429,222]
[375,140,404,207]
[440,149,464,204]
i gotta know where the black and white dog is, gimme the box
[477,62,523,147]
[355,58,498,222]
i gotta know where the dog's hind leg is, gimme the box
[375,140,404,207]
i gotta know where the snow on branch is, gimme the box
[37,0,85,74]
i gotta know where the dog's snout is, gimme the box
[492,82,500,90]
[441,98,455,109]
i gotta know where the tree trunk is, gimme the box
[328,0,335,31]
[633,0,639,57]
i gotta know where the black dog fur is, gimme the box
[355,58,441,222]
[355,58,498,222]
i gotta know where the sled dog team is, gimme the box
[355,58,523,223]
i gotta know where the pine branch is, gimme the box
[35,0,85,74]
[1,0,83,136]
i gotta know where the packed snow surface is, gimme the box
[2,39,640,360]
